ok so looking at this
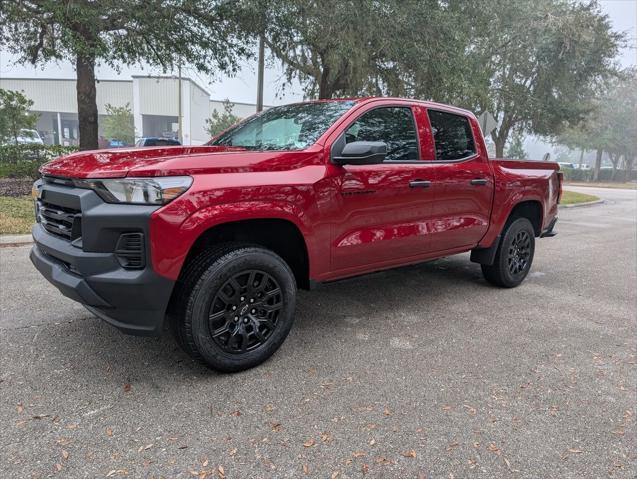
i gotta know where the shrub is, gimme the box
[0,144,77,178]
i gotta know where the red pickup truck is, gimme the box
[31,98,561,371]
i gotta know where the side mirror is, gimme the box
[332,141,387,165]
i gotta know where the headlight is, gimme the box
[74,176,192,205]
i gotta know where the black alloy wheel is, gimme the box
[208,270,283,354]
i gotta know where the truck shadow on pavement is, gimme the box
[64,254,488,380]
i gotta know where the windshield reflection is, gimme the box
[211,101,355,151]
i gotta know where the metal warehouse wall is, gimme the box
[0,78,132,114]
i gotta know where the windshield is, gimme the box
[211,101,356,151]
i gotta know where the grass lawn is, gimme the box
[0,196,34,235]
[565,181,637,190]
[561,190,600,206]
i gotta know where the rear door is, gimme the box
[425,109,494,252]
[329,103,437,273]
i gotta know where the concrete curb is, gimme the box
[0,234,33,248]
[560,199,605,209]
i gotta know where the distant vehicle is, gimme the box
[108,139,127,148]
[557,162,576,169]
[11,129,44,145]
[136,137,181,147]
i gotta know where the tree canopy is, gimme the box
[205,100,241,138]
[0,89,38,144]
[102,103,135,146]
[0,0,252,149]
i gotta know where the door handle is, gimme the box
[470,178,488,186]
[409,180,432,188]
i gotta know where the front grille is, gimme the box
[115,233,145,269]
[37,200,82,240]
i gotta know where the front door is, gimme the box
[330,105,436,273]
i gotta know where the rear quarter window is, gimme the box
[427,110,476,161]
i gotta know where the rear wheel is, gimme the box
[481,217,535,288]
[173,244,297,372]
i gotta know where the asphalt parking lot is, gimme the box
[1,186,635,479]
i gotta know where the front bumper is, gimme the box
[29,180,175,336]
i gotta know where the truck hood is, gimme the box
[39,145,261,179]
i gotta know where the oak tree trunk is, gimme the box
[592,148,603,182]
[76,54,99,150]
[318,66,334,99]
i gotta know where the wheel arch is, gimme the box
[180,218,311,290]
[506,200,543,236]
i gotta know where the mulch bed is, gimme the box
[0,178,34,197]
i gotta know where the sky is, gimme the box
[1,0,635,107]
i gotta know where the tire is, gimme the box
[481,217,535,288]
[172,244,297,372]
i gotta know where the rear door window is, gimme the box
[427,110,476,161]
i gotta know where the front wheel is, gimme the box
[173,245,297,372]
[481,217,535,288]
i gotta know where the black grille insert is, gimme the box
[115,233,145,269]
[37,200,82,240]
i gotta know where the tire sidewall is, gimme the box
[189,249,296,372]
[497,218,535,287]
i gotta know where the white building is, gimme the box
[0,76,264,146]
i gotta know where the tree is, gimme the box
[466,0,622,157]
[505,133,527,160]
[554,70,637,181]
[0,1,251,150]
[0,88,38,144]
[258,0,467,100]
[102,103,134,145]
[205,100,241,137]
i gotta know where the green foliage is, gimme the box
[466,0,622,156]
[0,144,78,178]
[255,0,467,100]
[102,103,135,145]
[0,1,253,149]
[506,133,527,160]
[0,89,38,144]
[555,70,637,180]
[205,100,241,137]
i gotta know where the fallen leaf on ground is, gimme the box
[106,427,113,437]
[61,450,69,460]
[229,410,241,417]
[384,407,392,416]
[568,448,583,454]
[16,403,24,414]
[331,472,339,479]
[401,450,416,458]
[446,442,459,451]
[217,465,225,478]
[320,432,332,442]
[352,451,366,458]
[362,463,369,474]
[302,464,309,474]
[123,383,131,393]
[303,439,316,448]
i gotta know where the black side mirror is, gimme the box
[332,140,387,165]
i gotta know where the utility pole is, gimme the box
[177,63,183,143]
[256,33,265,112]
